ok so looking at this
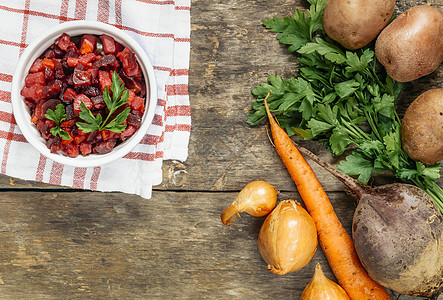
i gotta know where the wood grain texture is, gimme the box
[0,0,442,299]
[0,190,383,299]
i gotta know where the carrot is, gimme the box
[263,91,391,300]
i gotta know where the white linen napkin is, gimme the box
[0,0,191,198]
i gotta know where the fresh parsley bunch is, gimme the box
[248,0,443,212]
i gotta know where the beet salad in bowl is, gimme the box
[11,21,157,168]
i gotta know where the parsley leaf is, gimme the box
[76,102,102,133]
[76,71,130,133]
[45,104,70,140]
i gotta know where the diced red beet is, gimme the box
[79,52,96,66]
[86,130,103,144]
[80,34,96,54]
[79,142,92,155]
[128,110,143,127]
[25,72,45,87]
[44,66,54,82]
[36,118,45,130]
[40,119,56,139]
[43,48,57,59]
[121,125,136,140]
[62,88,77,102]
[128,95,145,112]
[73,94,93,116]
[98,70,112,91]
[66,74,74,86]
[56,33,71,51]
[34,100,45,119]
[53,59,65,80]
[60,119,76,128]
[119,70,144,95]
[62,142,80,157]
[88,67,99,81]
[25,98,35,107]
[81,85,100,97]
[21,84,45,102]
[53,45,65,58]
[46,135,61,153]
[65,104,75,120]
[100,34,116,54]
[64,47,79,61]
[29,58,44,73]
[91,95,105,109]
[42,81,62,99]
[115,41,124,53]
[73,65,91,87]
[93,54,118,68]
[67,57,79,67]
[93,139,117,154]
[116,47,141,77]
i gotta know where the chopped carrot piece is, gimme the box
[62,133,73,144]
[42,58,54,69]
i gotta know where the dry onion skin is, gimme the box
[301,263,350,300]
[258,199,317,275]
[220,180,277,225]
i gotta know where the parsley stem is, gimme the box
[100,107,116,131]
[363,110,382,141]
[367,64,384,88]
[342,121,369,142]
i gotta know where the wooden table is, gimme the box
[1,0,442,298]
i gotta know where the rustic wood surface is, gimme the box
[1,0,442,299]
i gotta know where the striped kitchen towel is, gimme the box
[0,0,191,198]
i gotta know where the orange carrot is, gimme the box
[263,91,391,300]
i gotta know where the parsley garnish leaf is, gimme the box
[76,102,102,133]
[76,71,130,133]
[45,104,70,140]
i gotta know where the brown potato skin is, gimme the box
[352,183,443,297]
[323,0,395,50]
[375,5,443,82]
[401,89,443,165]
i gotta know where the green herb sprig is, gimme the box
[248,0,443,212]
[76,71,130,133]
[45,104,70,140]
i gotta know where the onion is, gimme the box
[220,180,277,225]
[301,263,350,300]
[258,199,317,275]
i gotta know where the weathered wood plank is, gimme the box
[0,190,422,299]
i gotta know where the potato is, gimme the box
[323,0,396,50]
[375,5,443,82]
[401,89,443,165]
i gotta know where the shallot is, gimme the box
[220,180,277,225]
[258,199,317,275]
[301,263,350,300]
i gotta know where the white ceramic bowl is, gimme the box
[11,21,157,168]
